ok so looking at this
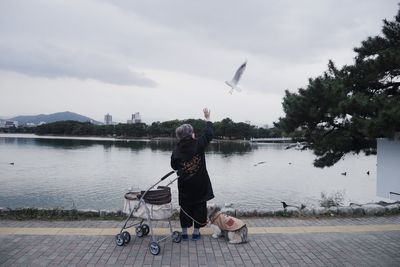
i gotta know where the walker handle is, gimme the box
[161,170,176,181]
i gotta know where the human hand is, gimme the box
[203,108,210,121]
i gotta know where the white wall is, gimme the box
[377,138,400,201]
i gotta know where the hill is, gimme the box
[9,111,102,125]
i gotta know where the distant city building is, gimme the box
[3,121,18,128]
[104,113,112,125]
[131,112,141,124]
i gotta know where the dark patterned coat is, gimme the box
[171,121,214,205]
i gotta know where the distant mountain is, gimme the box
[9,111,102,125]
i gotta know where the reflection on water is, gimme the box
[1,136,254,155]
[0,134,382,211]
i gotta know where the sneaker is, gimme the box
[191,233,201,241]
[181,234,189,241]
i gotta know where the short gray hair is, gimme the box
[175,124,194,140]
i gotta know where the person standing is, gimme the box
[171,108,214,241]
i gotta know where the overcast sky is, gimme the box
[0,0,398,125]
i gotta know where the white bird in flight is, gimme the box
[225,60,247,94]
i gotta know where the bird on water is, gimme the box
[281,201,306,210]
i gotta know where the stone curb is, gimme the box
[225,202,400,218]
[1,202,400,220]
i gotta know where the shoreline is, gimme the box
[0,133,257,144]
[1,201,399,221]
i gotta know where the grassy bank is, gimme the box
[1,203,399,221]
[0,208,126,221]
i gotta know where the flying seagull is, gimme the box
[225,61,247,94]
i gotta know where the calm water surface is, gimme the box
[0,134,383,211]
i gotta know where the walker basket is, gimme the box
[123,186,173,220]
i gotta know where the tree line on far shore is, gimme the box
[3,118,283,140]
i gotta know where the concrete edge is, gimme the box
[1,224,400,236]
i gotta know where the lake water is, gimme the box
[0,134,385,211]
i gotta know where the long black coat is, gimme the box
[171,121,214,205]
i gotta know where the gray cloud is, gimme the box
[0,41,156,87]
[106,0,397,63]
[104,0,399,92]
[0,0,398,93]
[0,0,157,87]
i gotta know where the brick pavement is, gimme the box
[1,216,400,266]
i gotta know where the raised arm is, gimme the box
[203,108,210,121]
[198,108,213,149]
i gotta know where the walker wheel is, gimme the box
[149,242,160,255]
[115,234,124,246]
[172,231,181,243]
[122,231,131,244]
[135,226,144,237]
[141,224,150,236]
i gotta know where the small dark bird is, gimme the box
[341,172,347,176]
[281,201,306,210]
[288,162,292,165]
[284,144,296,150]
[367,171,370,175]
[9,162,14,165]
[253,161,266,166]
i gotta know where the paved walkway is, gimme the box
[1,216,400,266]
